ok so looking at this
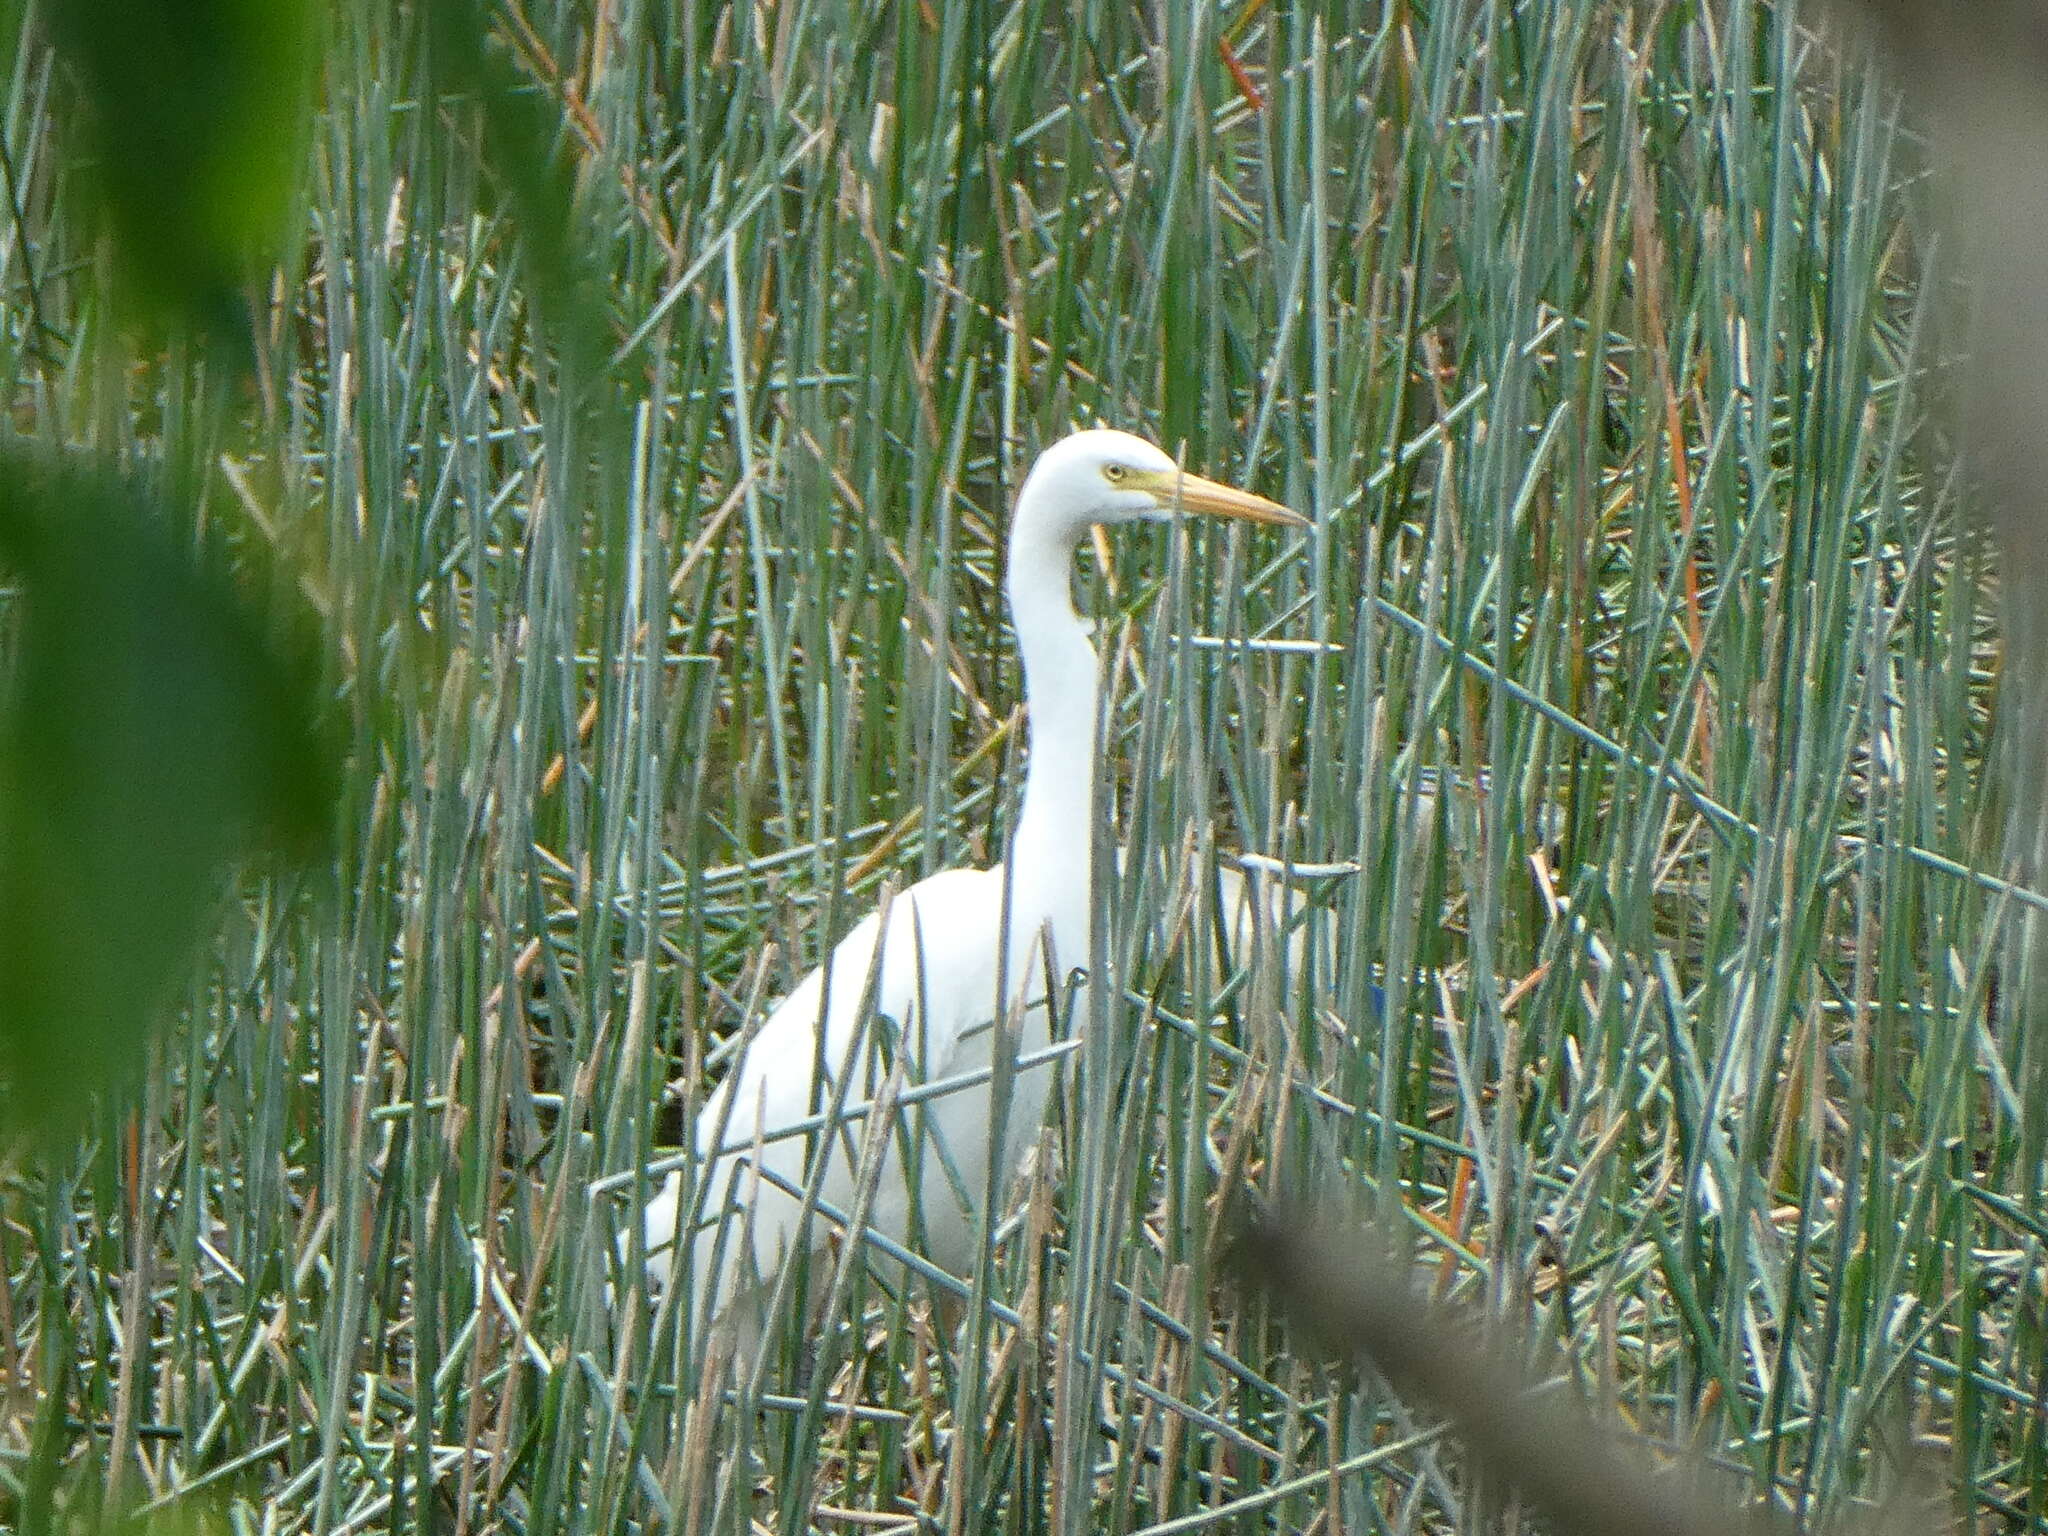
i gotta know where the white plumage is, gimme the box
[637,428,1303,1340]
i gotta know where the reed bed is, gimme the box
[1,3,2034,1532]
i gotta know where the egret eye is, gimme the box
[1103,464,1126,483]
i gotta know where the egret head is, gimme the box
[1018,428,1306,537]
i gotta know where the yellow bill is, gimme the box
[1136,466,1309,528]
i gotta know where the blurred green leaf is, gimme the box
[40,0,322,348]
[0,450,331,1147]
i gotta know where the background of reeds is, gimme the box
[2,2,2039,1532]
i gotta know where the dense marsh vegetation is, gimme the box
[0,2,2038,1532]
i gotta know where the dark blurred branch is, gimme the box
[1831,0,2048,1215]
[1231,1209,1789,1536]
[1837,2,2048,578]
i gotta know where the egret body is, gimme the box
[639,428,1303,1338]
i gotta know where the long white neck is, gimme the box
[1003,500,1100,968]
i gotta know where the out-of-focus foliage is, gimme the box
[0,0,617,1151]
[0,454,331,1147]
[37,0,323,348]
[0,0,341,1156]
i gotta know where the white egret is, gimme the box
[638,428,1305,1341]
